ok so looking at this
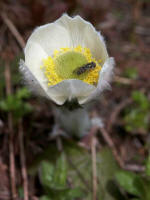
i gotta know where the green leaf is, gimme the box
[53,153,67,187]
[115,170,141,197]
[40,161,54,190]
[124,67,138,79]
[116,169,150,200]
[0,100,8,111]
[40,195,52,200]
[132,91,150,110]
[146,155,150,177]
[145,181,150,200]
[124,108,149,133]
[31,141,120,200]
[133,176,146,199]
[16,87,31,99]
[106,180,128,200]
[66,187,85,199]
[134,178,150,200]
[131,199,140,200]
[18,187,24,198]
[29,144,61,175]
[66,146,119,200]
[0,88,32,120]
[123,91,150,133]
[40,153,68,191]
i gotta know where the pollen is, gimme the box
[41,45,101,86]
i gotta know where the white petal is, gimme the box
[24,41,49,92]
[19,60,48,97]
[27,14,108,64]
[26,22,71,56]
[55,14,108,64]
[98,57,115,90]
[84,57,115,103]
[47,79,95,105]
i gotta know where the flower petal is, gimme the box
[24,41,49,92]
[97,57,115,91]
[26,14,108,64]
[47,79,95,105]
[19,60,48,97]
[26,22,71,56]
[55,14,108,64]
[83,57,115,103]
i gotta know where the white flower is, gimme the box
[20,14,114,105]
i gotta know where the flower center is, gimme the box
[41,45,101,86]
[55,51,88,79]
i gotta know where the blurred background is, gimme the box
[0,0,150,200]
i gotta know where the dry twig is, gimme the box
[124,164,145,172]
[107,98,132,133]
[1,12,25,49]
[80,127,98,149]
[18,119,29,200]
[4,63,17,200]
[99,127,124,168]
[114,75,134,85]
[99,127,145,172]
[91,137,97,200]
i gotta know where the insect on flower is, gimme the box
[74,62,96,75]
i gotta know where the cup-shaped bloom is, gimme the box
[20,14,114,105]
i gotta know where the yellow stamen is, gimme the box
[41,45,101,86]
